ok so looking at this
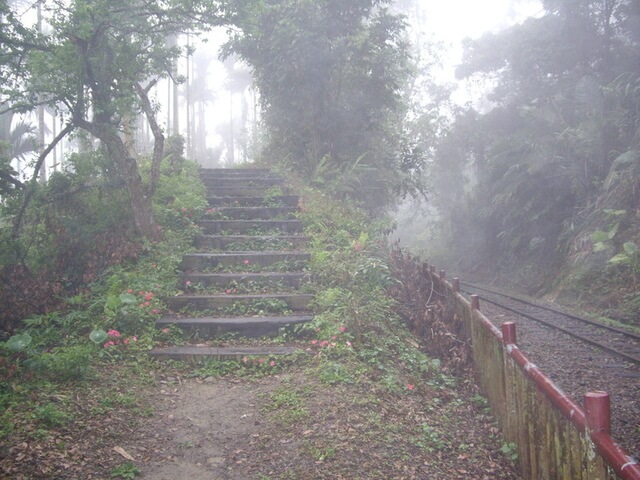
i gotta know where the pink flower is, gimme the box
[123,338,130,345]
[103,341,116,348]
[332,336,337,340]
[258,358,265,364]
[354,242,362,252]
[144,292,154,301]
[127,289,134,294]
[151,309,161,315]
[407,384,415,390]
[339,325,346,333]
[185,281,192,287]
[162,328,170,334]
[319,340,329,347]
[132,336,138,342]
[243,259,250,265]
[269,361,276,367]
[140,301,151,308]
[310,340,318,345]
[107,329,121,337]
[346,341,352,347]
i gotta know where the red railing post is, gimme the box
[471,294,480,310]
[585,391,611,434]
[501,322,516,344]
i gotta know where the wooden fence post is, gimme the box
[471,294,480,310]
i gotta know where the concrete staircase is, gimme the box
[149,168,313,361]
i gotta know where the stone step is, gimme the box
[207,206,298,220]
[207,195,299,207]
[194,234,308,251]
[179,272,307,289]
[181,251,310,271]
[165,293,313,312]
[198,168,274,178]
[206,186,290,197]
[149,345,300,361]
[200,219,303,235]
[201,177,285,188]
[156,314,313,337]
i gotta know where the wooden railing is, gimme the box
[430,269,640,480]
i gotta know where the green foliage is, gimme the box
[152,160,208,232]
[417,0,640,297]
[27,345,95,382]
[110,462,141,479]
[3,333,32,353]
[500,442,519,462]
[34,403,72,428]
[297,185,443,397]
[227,0,423,209]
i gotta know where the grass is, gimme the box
[0,169,522,479]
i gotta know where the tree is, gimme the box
[2,0,228,240]
[428,0,640,284]
[225,0,422,210]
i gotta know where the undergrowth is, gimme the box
[0,158,206,478]
[0,167,516,479]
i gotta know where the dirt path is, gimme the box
[136,375,281,480]
[117,363,523,480]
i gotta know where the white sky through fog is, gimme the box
[417,0,543,103]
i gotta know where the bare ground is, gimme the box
[1,357,522,480]
[131,364,521,480]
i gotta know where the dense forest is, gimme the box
[1,0,640,330]
[419,0,640,323]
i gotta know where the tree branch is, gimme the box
[134,82,164,198]
[12,123,75,240]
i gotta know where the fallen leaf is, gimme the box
[112,446,135,461]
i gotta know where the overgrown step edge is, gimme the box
[155,314,313,338]
[178,272,308,289]
[194,234,308,251]
[165,293,312,311]
[149,345,301,361]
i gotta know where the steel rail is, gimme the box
[460,280,640,341]
[459,283,640,366]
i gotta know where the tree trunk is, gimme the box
[113,139,160,241]
[77,119,160,241]
[112,141,160,241]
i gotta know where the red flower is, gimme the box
[407,384,415,390]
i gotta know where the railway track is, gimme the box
[459,281,640,366]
